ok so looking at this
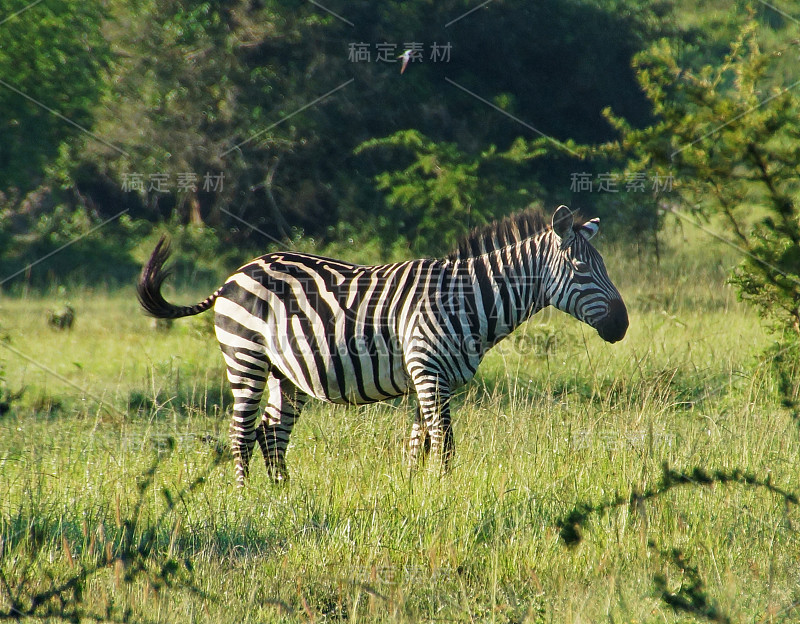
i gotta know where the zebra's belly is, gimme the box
[264,337,410,404]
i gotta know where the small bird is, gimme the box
[399,49,412,74]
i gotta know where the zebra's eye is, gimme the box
[572,259,590,273]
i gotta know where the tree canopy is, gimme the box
[0,0,798,284]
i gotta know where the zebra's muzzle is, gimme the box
[595,298,628,343]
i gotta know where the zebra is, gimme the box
[138,205,628,485]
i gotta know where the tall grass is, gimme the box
[1,235,799,622]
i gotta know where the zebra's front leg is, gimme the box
[256,373,308,483]
[414,378,454,473]
[408,403,432,468]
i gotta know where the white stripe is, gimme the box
[291,262,358,395]
[323,263,346,285]
[226,272,309,389]
[222,352,260,374]
[346,269,366,309]
[258,261,329,398]
[381,262,418,391]
[215,297,267,335]
[351,269,390,399]
[214,325,262,352]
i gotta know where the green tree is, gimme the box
[592,18,800,403]
[356,130,543,256]
[58,0,334,233]
[603,21,800,331]
[0,0,110,194]
[69,0,674,242]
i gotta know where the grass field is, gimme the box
[1,231,799,623]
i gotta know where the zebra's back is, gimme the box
[213,251,440,404]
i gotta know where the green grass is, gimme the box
[1,237,799,622]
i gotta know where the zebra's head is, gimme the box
[545,205,628,343]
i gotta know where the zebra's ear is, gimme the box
[579,218,600,241]
[552,205,575,249]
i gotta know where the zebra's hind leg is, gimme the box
[222,349,268,487]
[413,377,454,473]
[408,403,431,468]
[256,371,308,483]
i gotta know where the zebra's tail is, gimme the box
[137,235,224,319]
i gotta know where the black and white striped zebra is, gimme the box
[138,206,628,485]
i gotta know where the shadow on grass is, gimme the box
[475,362,731,413]
[0,440,223,622]
[127,383,232,420]
[554,463,799,623]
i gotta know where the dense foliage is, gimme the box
[0,0,798,283]
[579,16,800,405]
[0,0,110,193]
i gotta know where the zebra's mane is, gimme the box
[447,209,551,261]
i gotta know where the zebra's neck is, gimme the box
[450,233,549,349]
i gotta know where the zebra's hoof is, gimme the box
[267,465,290,484]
